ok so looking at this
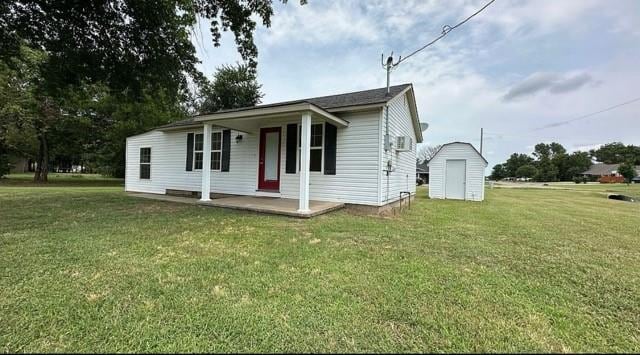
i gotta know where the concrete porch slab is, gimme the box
[127,192,344,218]
[199,196,344,218]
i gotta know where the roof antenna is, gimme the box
[381,52,401,95]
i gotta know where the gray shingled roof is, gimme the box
[583,163,640,176]
[159,84,412,129]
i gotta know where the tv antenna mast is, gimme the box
[381,52,401,95]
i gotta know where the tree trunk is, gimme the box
[34,133,49,183]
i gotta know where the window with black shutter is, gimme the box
[324,123,337,175]
[186,133,194,171]
[221,129,231,172]
[285,124,297,174]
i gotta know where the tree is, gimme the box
[417,144,442,164]
[198,64,263,114]
[95,90,185,177]
[0,46,43,179]
[561,151,592,180]
[490,164,507,180]
[618,162,637,184]
[504,153,534,177]
[590,142,640,165]
[2,1,298,95]
[1,1,303,180]
[532,143,565,182]
[515,164,537,179]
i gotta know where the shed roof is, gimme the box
[429,142,488,165]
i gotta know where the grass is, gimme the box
[1,176,639,352]
[0,173,123,187]
[495,180,640,196]
[545,182,640,195]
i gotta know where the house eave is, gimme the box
[326,103,385,113]
[192,102,349,128]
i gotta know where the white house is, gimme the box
[125,84,423,216]
[428,142,488,201]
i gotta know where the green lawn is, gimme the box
[545,182,640,195]
[1,178,639,352]
[1,173,123,186]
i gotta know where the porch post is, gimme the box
[298,112,311,212]
[200,123,212,201]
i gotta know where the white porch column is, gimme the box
[200,123,212,201]
[298,112,311,212]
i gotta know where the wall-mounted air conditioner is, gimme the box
[396,136,412,151]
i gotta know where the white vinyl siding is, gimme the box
[379,92,417,204]
[281,111,381,205]
[125,110,383,205]
[428,143,487,201]
[126,129,257,196]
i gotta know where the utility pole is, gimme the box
[480,127,484,155]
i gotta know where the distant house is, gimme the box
[416,160,429,184]
[582,163,640,179]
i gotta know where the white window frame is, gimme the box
[298,123,324,173]
[192,131,224,171]
[193,133,204,170]
[139,147,151,180]
[210,131,223,171]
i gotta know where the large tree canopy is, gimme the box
[1,0,301,179]
[1,0,296,100]
[504,153,534,177]
[590,142,640,165]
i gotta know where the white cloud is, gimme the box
[503,71,596,101]
[261,2,380,45]
[193,0,640,170]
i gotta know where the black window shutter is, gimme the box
[221,129,231,172]
[285,123,297,174]
[324,123,337,175]
[186,133,194,171]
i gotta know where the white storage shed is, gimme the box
[427,142,488,201]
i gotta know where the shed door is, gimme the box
[445,159,466,200]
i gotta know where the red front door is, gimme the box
[258,127,281,191]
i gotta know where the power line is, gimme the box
[397,0,496,64]
[532,96,640,131]
[484,95,640,139]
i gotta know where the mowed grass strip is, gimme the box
[0,180,639,352]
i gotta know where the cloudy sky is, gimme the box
[192,0,640,168]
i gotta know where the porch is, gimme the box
[128,192,344,218]
[159,101,349,214]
